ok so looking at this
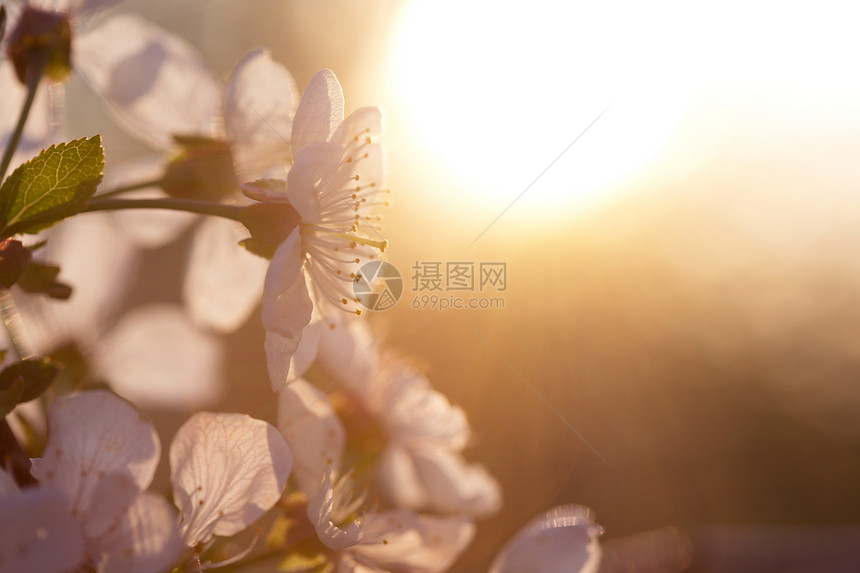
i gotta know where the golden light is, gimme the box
[390,1,860,222]
[391,1,695,218]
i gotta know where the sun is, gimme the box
[390,1,693,218]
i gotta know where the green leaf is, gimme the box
[0,135,104,236]
[0,357,61,405]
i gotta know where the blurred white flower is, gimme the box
[488,505,603,573]
[277,317,501,518]
[277,373,480,571]
[256,68,389,380]
[78,21,297,332]
[91,304,225,410]
[307,470,475,573]
[22,390,184,573]
[0,390,294,571]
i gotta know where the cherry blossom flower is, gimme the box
[0,469,85,573]
[78,19,296,332]
[19,390,184,572]
[276,318,501,518]
[306,468,475,573]
[254,68,389,381]
[488,505,603,573]
[276,375,478,572]
[0,390,293,571]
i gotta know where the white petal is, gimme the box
[102,155,198,248]
[93,492,185,573]
[315,314,379,395]
[488,505,602,573]
[92,304,224,410]
[306,471,361,551]
[170,412,292,547]
[224,50,296,182]
[265,317,322,390]
[75,14,220,149]
[410,449,502,518]
[291,69,344,152]
[375,445,428,510]
[0,488,85,572]
[262,228,313,340]
[286,141,344,221]
[381,369,469,450]
[333,106,383,144]
[277,379,345,496]
[30,391,161,525]
[354,510,475,573]
[184,216,269,333]
[15,213,138,355]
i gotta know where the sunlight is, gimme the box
[391,1,860,221]
[391,1,694,216]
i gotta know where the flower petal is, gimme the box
[277,378,345,496]
[262,227,313,340]
[375,444,428,510]
[92,304,224,410]
[225,50,296,182]
[30,391,160,533]
[306,471,361,551]
[75,14,220,149]
[266,318,322,390]
[291,68,344,152]
[333,106,383,144]
[184,216,269,333]
[488,505,602,573]
[14,213,138,355]
[354,510,474,573]
[170,412,292,547]
[286,141,344,221]
[314,315,379,395]
[409,448,502,518]
[0,488,85,573]
[92,492,185,573]
[381,369,469,450]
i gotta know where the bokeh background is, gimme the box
[59,1,860,571]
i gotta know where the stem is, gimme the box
[83,198,243,221]
[0,289,33,360]
[0,69,43,184]
[0,289,37,487]
[95,177,165,199]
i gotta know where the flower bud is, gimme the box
[7,7,72,84]
[161,136,238,201]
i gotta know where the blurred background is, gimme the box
[58,1,860,571]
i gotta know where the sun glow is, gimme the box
[391,1,694,216]
[391,1,860,222]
